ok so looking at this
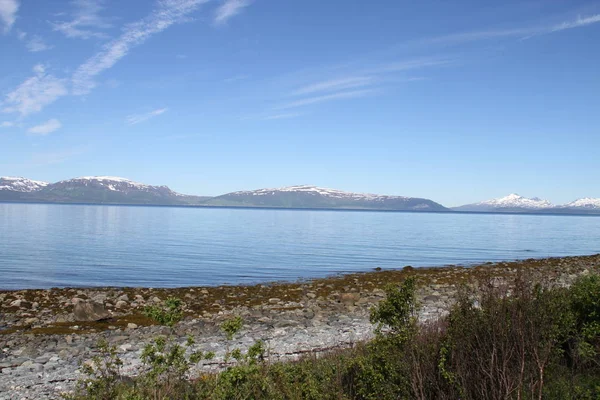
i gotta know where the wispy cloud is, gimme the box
[276,89,376,110]
[224,74,250,83]
[275,57,442,111]
[292,76,375,96]
[368,58,453,74]
[72,0,210,95]
[413,13,600,47]
[24,34,53,52]
[51,0,112,39]
[214,0,251,25]
[0,0,19,33]
[1,65,68,116]
[551,14,600,32]
[1,121,15,128]
[27,118,62,135]
[126,108,168,125]
[262,112,303,120]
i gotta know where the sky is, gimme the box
[0,0,599,207]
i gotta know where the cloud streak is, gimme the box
[292,76,375,96]
[126,108,168,125]
[51,0,112,39]
[0,0,19,33]
[27,118,62,135]
[414,13,600,47]
[25,34,53,52]
[71,0,210,95]
[551,14,600,32]
[276,89,376,110]
[2,65,68,116]
[262,112,303,120]
[214,0,251,25]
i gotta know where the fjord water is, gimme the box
[1,203,599,289]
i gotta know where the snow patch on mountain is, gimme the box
[0,177,49,192]
[59,176,162,191]
[232,185,410,201]
[564,198,600,209]
[475,193,555,209]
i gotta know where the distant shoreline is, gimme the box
[2,200,600,217]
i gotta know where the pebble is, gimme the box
[0,254,598,399]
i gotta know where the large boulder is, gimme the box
[73,301,111,322]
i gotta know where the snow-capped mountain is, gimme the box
[206,185,448,211]
[453,194,555,212]
[0,177,49,192]
[39,176,191,204]
[51,176,175,194]
[0,176,209,205]
[563,198,600,210]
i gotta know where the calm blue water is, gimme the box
[0,203,599,289]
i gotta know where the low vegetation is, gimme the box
[69,273,600,400]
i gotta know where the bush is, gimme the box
[72,273,600,400]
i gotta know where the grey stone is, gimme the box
[34,356,50,364]
[115,300,128,309]
[73,301,110,322]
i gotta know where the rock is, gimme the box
[339,293,360,305]
[118,344,133,353]
[34,356,50,364]
[268,298,281,304]
[10,299,31,309]
[73,301,110,322]
[115,300,128,309]
[55,314,73,323]
[127,323,138,329]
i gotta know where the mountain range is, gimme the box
[452,193,600,214]
[1,176,599,214]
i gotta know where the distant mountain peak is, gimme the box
[232,184,411,201]
[476,193,554,209]
[565,198,600,209]
[211,184,446,211]
[0,177,49,192]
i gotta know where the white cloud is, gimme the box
[412,13,600,47]
[0,0,19,33]
[369,58,452,74]
[292,76,374,96]
[27,118,62,135]
[214,0,251,25]
[25,35,53,52]
[51,0,112,39]
[552,14,600,32]
[2,65,68,116]
[126,108,168,125]
[276,89,376,110]
[72,0,210,95]
[0,121,15,128]
[263,112,302,120]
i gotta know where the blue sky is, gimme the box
[1,0,599,206]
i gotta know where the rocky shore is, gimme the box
[1,254,599,399]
